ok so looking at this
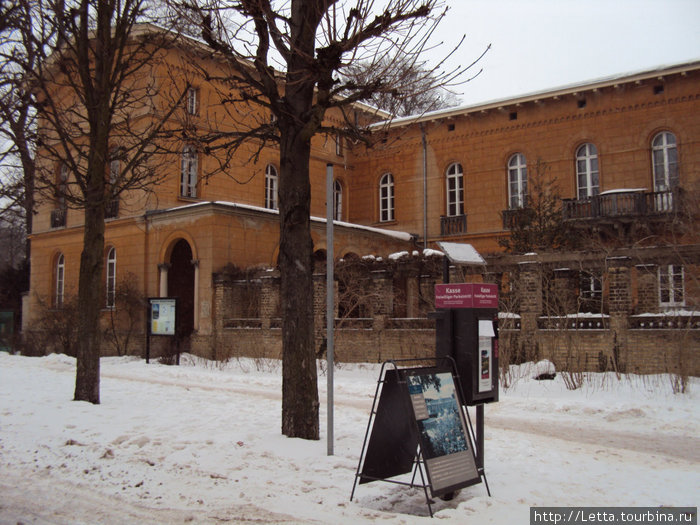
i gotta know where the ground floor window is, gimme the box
[658,264,684,307]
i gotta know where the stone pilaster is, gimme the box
[635,264,659,314]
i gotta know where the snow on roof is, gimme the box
[150,200,414,242]
[377,59,700,128]
[436,242,485,265]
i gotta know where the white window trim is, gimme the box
[576,143,599,199]
[333,179,343,221]
[180,145,198,198]
[106,247,116,309]
[379,173,394,222]
[658,264,685,308]
[508,153,527,209]
[652,131,678,191]
[55,253,65,308]
[187,87,198,116]
[446,163,464,217]
[265,164,278,210]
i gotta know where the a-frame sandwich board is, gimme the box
[351,358,488,517]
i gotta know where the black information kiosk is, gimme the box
[351,243,497,517]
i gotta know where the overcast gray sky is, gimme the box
[431,0,700,105]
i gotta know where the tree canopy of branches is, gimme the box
[343,54,462,117]
[174,0,478,439]
[11,0,185,404]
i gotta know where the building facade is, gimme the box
[24,28,700,368]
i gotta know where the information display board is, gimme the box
[354,363,483,511]
[404,368,481,496]
[149,298,177,336]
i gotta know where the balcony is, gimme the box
[440,214,467,236]
[562,188,679,221]
[50,208,67,228]
[501,207,533,230]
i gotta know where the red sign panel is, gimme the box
[473,284,499,308]
[435,283,498,309]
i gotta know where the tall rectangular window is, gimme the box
[576,143,599,199]
[659,265,684,307]
[187,87,198,115]
[446,163,464,216]
[106,247,116,308]
[508,153,527,209]
[55,253,65,308]
[379,173,394,222]
[180,145,198,198]
[265,164,278,210]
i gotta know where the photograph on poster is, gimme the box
[407,372,468,458]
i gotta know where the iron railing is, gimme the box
[562,189,678,220]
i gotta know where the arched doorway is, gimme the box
[168,239,195,338]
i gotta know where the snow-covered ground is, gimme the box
[1,352,698,524]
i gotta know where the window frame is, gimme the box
[333,179,343,221]
[379,172,394,222]
[264,164,278,210]
[445,162,464,217]
[651,131,679,192]
[575,143,599,199]
[180,144,198,198]
[57,164,69,208]
[507,153,527,209]
[55,253,65,308]
[335,133,344,157]
[658,264,685,308]
[187,87,198,116]
[106,247,116,309]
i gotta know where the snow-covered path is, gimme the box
[1,353,698,524]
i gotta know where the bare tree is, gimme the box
[23,0,185,403]
[342,53,468,116]
[173,0,478,439]
[499,159,578,254]
[0,0,42,263]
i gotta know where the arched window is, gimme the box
[333,179,343,221]
[576,143,599,199]
[508,153,527,209]
[180,145,198,198]
[264,164,278,210]
[652,131,678,192]
[106,247,116,308]
[446,163,464,216]
[55,253,65,308]
[379,173,394,222]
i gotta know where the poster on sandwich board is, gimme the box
[404,368,481,496]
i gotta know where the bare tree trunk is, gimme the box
[74,199,105,403]
[279,121,319,440]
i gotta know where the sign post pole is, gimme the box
[326,163,335,456]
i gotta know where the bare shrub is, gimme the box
[103,272,146,356]
[23,295,79,357]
